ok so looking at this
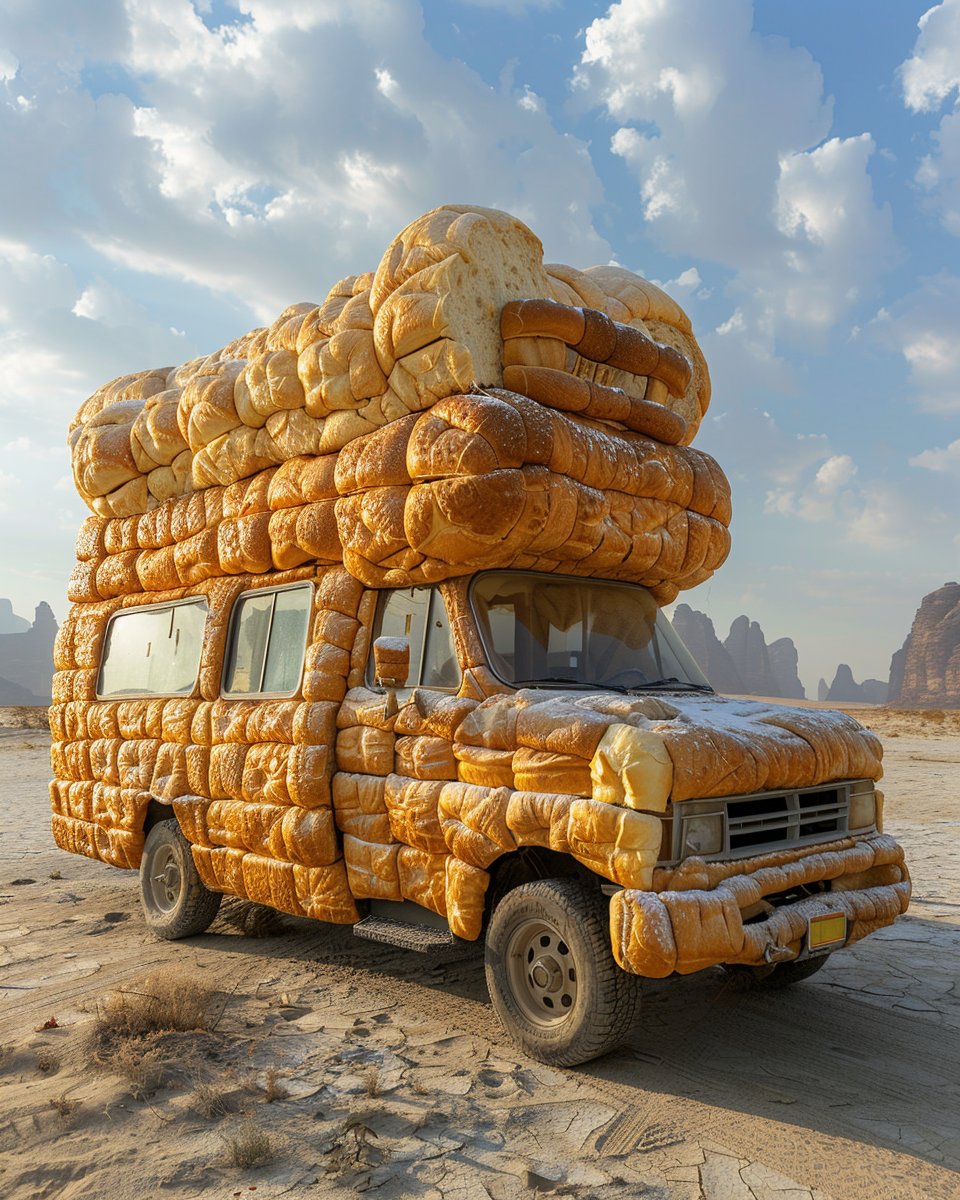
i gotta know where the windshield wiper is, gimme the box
[627,677,714,693]
[511,677,632,694]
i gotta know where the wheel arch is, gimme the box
[142,795,176,835]
[485,847,597,925]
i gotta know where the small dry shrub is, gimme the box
[90,970,216,1096]
[48,1094,81,1122]
[103,1041,169,1099]
[363,1064,381,1097]
[225,1120,273,1168]
[94,970,214,1041]
[191,1079,237,1120]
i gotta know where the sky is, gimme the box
[0,0,958,696]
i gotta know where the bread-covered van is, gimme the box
[50,206,910,1065]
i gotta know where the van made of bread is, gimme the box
[51,205,910,1066]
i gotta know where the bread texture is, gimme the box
[68,205,713,517]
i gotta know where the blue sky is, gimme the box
[0,0,957,695]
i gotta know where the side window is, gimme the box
[97,599,207,699]
[368,587,460,690]
[222,583,312,698]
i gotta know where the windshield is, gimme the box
[470,571,711,692]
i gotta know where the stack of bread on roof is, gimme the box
[66,206,726,605]
[51,205,906,967]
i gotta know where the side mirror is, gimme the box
[373,636,410,689]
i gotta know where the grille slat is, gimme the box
[669,783,856,864]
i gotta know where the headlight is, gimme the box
[849,780,877,830]
[680,812,724,857]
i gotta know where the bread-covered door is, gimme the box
[335,585,466,919]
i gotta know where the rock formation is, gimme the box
[0,602,58,704]
[670,607,805,699]
[768,637,805,700]
[825,664,888,705]
[0,599,29,635]
[887,582,960,708]
[724,616,787,698]
[670,604,745,693]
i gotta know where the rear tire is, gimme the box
[484,877,640,1066]
[724,954,829,989]
[139,820,221,940]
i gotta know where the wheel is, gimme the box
[139,819,222,939]
[484,877,640,1066]
[723,954,829,989]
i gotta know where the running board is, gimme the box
[352,915,472,956]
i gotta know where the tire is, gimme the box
[139,820,222,940]
[723,954,829,989]
[484,877,640,1067]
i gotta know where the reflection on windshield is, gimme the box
[470,571,711,692]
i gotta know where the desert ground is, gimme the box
[1,704,958,1200]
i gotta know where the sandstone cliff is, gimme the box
[0,602,58,704]
[888,582,960,708]
[670,604,745,694]
[670,606,805,699]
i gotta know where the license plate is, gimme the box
[808,911,847,952]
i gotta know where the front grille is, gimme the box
[727,786,847,853]
[663,780,871,866]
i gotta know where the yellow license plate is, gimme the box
[808,911,847,951]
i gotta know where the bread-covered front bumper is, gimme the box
[608,832,910,978]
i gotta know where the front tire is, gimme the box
[140,820,221,940]
[484,878,640,1066]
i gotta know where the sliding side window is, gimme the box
[222,583,312,698]
[97,599,208,699]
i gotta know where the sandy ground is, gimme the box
[1,707,958,1200]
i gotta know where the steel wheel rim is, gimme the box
[505,916,578,1028]
[147,844,183,913]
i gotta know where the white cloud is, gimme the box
[448,0,558,9]
[763,456,943,554]
[814,454,857,493]
[910,437,960,472]
[774,135,896,327]
[517,86,545,113]
[871,273,960,413]
[73,277,149,327]
[698,406,831,495]
[0,47,18,81]
[914,110,960,234]
[846,484,925,551]
[576,0,896,346]
[900,0,960,112]
[762,448,904,534]
[0,241,189,431]
[900,1,960,234]
[1,0,610,341]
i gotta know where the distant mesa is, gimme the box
[888,581,960,709]
[671,605,805,699]
[0,600,58,705]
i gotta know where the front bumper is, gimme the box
[609,832,910,978]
